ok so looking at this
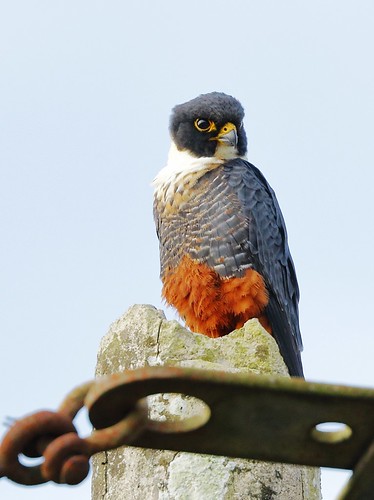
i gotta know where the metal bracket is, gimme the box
[88,367,374,499]
[2,366,374,498]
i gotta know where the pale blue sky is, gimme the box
[1,1,374,498]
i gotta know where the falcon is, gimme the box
[153,92,303,377]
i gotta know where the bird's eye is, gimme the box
[194,118,215,132]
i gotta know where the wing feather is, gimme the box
[225,159,303,376]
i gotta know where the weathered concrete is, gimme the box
[91,304,321,500]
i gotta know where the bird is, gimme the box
[153,92,303,377]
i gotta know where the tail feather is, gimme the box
[265,294,304,378]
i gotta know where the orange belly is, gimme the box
[162,255,270,337]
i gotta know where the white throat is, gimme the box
[153,140,247,204]
[152,142,223,203]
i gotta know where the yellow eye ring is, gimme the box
[194,118,216,133]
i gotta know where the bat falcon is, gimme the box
[153,92,303,377]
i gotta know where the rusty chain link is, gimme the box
[0,366,212,486]
[0,376,148,486]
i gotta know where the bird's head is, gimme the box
[169,92,247,160]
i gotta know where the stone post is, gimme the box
[91,304,321,499]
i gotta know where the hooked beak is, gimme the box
[211,122,238,148]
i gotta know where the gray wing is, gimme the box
[224,159,303,376]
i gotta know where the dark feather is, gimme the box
[224,158,303,376]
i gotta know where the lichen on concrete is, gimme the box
[92,304,321,499]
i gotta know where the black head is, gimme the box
[169,92,248,158]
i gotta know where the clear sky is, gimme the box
[1,1,374,498]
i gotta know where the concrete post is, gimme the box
[91,304,321,499]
